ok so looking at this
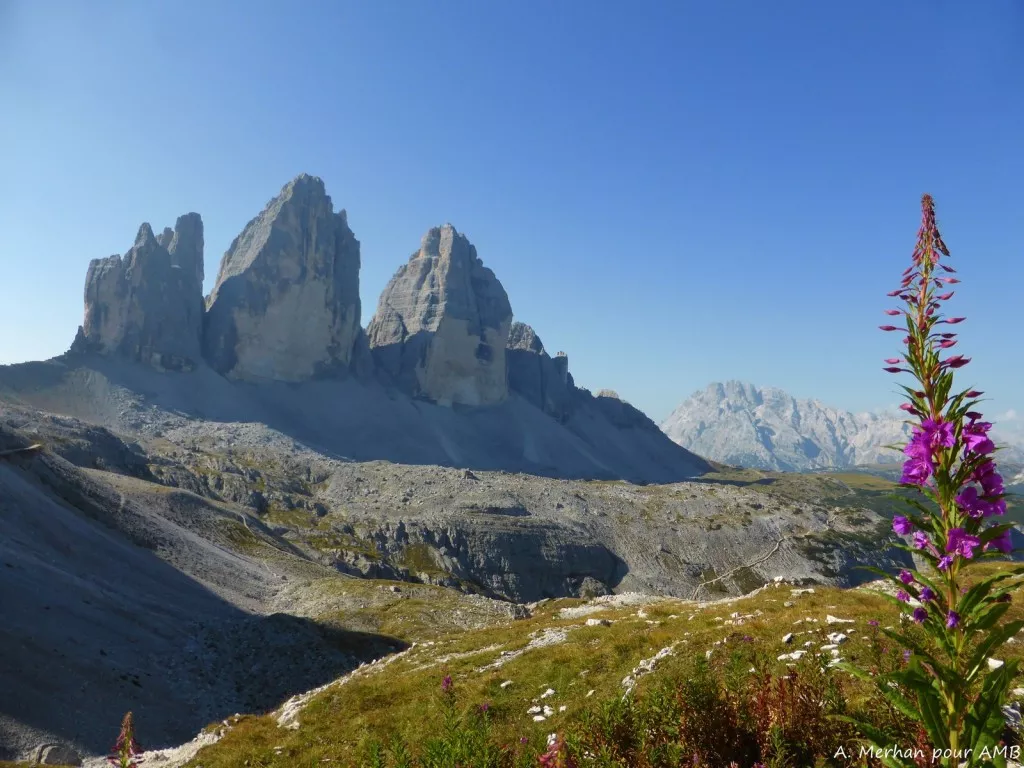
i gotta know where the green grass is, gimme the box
[177,561,1024,767]
[218,519,266,555]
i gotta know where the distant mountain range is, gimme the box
[661,381,1024,473]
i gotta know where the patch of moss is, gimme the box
[219,520,265,555]
[401,543,447,576]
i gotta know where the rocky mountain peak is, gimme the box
[662,381,912,471]
[203,174,362,382]
[166,212,204,285]
[505,321,575,421]
[367,224,512,406]
[508,321,544,354]
[73,214,206,371]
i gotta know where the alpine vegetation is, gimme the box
[845,194,1022,766]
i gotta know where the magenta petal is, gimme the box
[879,325,899,331]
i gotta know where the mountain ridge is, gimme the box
[1,173,707,485]
[661,380,1024,472]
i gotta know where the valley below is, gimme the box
[0,393,916,765]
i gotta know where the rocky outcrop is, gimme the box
[73,215,205,371]
[367,224,512,406]
[204,174,362,381]
[506,322,574,421]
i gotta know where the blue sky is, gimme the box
[1,1,1022,425]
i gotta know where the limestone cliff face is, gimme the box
[367,224,512,406]
[203,174,361,381]
[506,322,574,421]
[75,214,205,371]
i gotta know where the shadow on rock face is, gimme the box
[0,353,710,485]
[0,427,406,761]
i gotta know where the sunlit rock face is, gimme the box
[204,174,362,382]
[75,213,205,371]
[368,224,512,407]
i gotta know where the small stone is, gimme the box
[586,618,612,627]
[827,632,848,644]
[988,658,1005,670]
[826,615,855,625]
[586,689,595,697]
[543,705,554,717]
[500,680,513,689]
[782,633,794,644]
[35,744,82,766]
[541,688,556,698]
[527,706,542,714]
[558,705,567,712]
[533,714,547,722]
[783,601,795,607]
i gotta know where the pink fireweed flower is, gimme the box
[883,309,902,316]
[956,486,986,518]
[944,356,971,369]
[946,611,960,629]
[896,590,910,603]
[945,528,981,560]
[108,712,142,768]
[972,460,1004,495]
[937,339,957,348]
[942,317,967,324]
[884,358,902,364]
[920,587,935,601]
[879,325,900,332]
[893,516,912,535]
[912,607,928,623]
[963,418,995,455]
[899,570,914,585]
[921,418,955,449]
[912,531,930,550]
[938,555,954,571]
[955,486,1003,518]
[985,529,1013,554]
[965,390,984,397]
[901,445,934,485]
[441,674,453,693]
[936,291,955,300]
